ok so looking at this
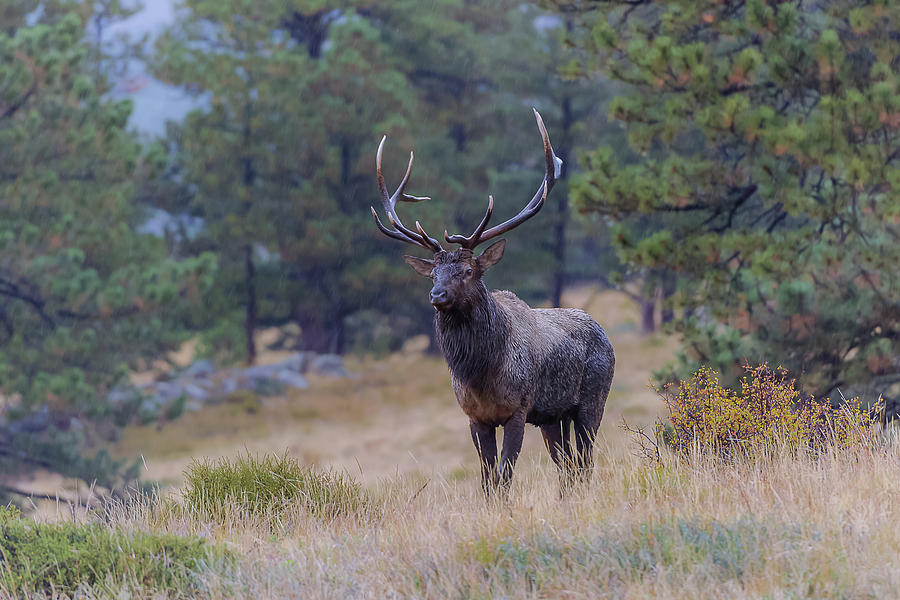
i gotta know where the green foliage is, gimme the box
[658,365,881,456]
[0,510,219,596]
[456,516,802,592]
[0,9,215,500]
[150,1,619,359]
[563,0,900,397]
[152,0,424,357]
[182,453,371,522]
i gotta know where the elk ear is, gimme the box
[404,255,435,277]
[477,239,506,271]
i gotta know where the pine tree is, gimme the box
[0,11,214,501]
[560,1,899,399]
[153,0,421,359]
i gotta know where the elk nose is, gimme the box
[430,288,448,305]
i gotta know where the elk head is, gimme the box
[370,109,562,312]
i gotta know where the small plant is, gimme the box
[182,453,371,522]
[657,364,880,456]
[0,509,220,596]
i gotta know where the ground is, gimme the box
[8,289,900,599]
[111,287,680,488]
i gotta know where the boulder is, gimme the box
[182,384,210,401]
[182,359,214,378]
[7,406,51,434]
[107,386,140,407]
[275,370,309,389]
[241,364,278,381]
[310,353,351,377]
[268,352,313,373]
[153,381,186,402]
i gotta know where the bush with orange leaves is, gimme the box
[656,365,882,456]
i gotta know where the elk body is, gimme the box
[371,110,614,493]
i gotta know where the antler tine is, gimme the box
[376,136,391,205]
[372,136,443,253]
[371,207,412,243]
[444,195,493,248]
[444,108,562,250]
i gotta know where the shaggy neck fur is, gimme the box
[434,281,509,392]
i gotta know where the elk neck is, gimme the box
[434,281,509,391]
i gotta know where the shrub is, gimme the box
[182,453,371,522]
[657,364,880,456]
[0,508,219,596]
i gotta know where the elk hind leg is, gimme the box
[573,352,611,484]
[541,418,575,491]
[573,414,598,483]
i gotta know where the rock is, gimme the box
[141,394,165,411]
[107,386,140,407]
[185,399,204,412]
[188,378,219,393]
[182,359,214,378]
[7,406,51,434]
[268,352,313,373]
[309,354,349,377]
[220,377,238,395]
[153,381,186,402]
[182,384,210,401]
[275,370,309,389]
[241,364,278,380]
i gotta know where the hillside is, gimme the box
[112,288,680,487]
[6,289,899,598]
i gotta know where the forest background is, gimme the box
[0,0,897,502]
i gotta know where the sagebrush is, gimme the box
[657,364,880,456]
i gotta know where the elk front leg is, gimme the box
[499,409,527,491]
[470,421,499,495]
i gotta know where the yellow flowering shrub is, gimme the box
[657,364,880,456]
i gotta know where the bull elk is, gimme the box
[370,109,615,494]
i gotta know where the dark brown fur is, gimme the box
[406,242,615,493]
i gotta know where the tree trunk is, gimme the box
[244,244,257,365]
[297,313,334,353]
[641,297,656,335]
[661,271,676,324]
[334,313,346,355]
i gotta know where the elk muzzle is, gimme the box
[430,286,450,308]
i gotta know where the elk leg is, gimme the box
[499,409,527,491]
[541,418,575,491]
[573,414,598,483]
[470,421,499,494]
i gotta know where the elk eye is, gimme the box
[465,268,473,276]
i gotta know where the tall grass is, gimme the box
[179,453,373,524]
[6,434,891,599]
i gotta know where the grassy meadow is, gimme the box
[5,290,900,599]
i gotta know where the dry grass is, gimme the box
[16,289,897,597]
[104,289,678,488]
[20,435,900,599]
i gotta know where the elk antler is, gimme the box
[444,108,562,250]
[370,137,444,253]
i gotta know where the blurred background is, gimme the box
[0,0,897,505]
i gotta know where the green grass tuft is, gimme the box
[0,509,221,597]
[182,452,371,522]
